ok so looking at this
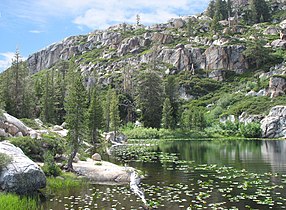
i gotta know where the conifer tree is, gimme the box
[64,62,87,171]
[110,89,120,135]
[162,98,173,129]
[250,0,270,23]
[103,87,112,132]
[136,70,163,128]
[87,87,103,144]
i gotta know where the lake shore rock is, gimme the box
[73,158,134,184]
[0,141,46,194]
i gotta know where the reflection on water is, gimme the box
[43,139,286,210]
[262,140,286,172]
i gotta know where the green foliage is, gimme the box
[46,172,86,191]
[0,153,12,171]
[110,89,120,132]
[249,0,270,23]
[0,193,40,210]
[42,151,62,177]
[240,122,262,138]
[162,98,173,129]
[64,61,87,170]
[87,87,103,144]
[136,70,163,128]
[9,135,65,162]
[20,118,41,130]
[1,50,36,118]
[122,126,160,139]
[243,39,272,69]
[181,106,207,131]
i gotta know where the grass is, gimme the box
[45,172,87,191]
[0,193,42,210]
[121,126,206,139]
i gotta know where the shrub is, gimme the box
[20,118,41,130]
[0,153,12,171]
[122,127,160,139]
[9,134,65,162]
[42,151,61,177]
[240,123,262,138]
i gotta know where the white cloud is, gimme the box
[72,0,209,29]
[3,0,209,29]
[29,30,44,34]
[0,52,14,72]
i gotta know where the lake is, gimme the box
[42,139,286,209]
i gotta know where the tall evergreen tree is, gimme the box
[250,0,270,23]
[136,70,163,128]
[206,0,216,18]
[162,98,173,129]
[103,87,112,132]
[87,87,103,144]
[164,76,180,129]
[64,62,87,171]
[110,89,120,135]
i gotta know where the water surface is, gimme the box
[42,139,286,209]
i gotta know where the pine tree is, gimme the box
[206,0,216,18]
[64,62,87,171]
[41,71,54,123]
[103,87,112,132]
[164,76,180,129]
[250,0,270,23]
[53,70,66,125]
[136,70,163,128]
[110,89,120,135]
[162,98,173,129]
[87,87,103,144]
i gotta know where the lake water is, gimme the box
[42,139,286,209]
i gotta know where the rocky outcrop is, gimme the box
[239,112,264,124]
[104,131,128,145]
[271,39,286,49]
[261,106,286,138]
[73,158,133,183]
[0,141,46,194]
[204,45,247,72]
[267,76,286,98]
[0,113,29,137]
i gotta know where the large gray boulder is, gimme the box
[261,106,286,138]
[0,142,46,194]
[3,113,29,136]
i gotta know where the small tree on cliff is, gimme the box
[64,62,87,171]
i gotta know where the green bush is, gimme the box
[0,153,12,171]
[122,127,160,139]
[42,151,62,177]
[9,134,65,162]
[20,118,41,130]
[240,123,262,138]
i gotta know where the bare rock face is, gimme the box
[239,112,264,124]
[0,142,46,194]
[271,39,286,49]
[151,32,173,44]
[204,45,247,73]
[267,76,286,98]
[261,106,286,138]
[263,26,280,35]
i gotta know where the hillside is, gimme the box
[1,0,286,139]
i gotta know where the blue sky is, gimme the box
[0,0,209,72]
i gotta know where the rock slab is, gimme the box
[261,106,286,138]
[0,142,46,194]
